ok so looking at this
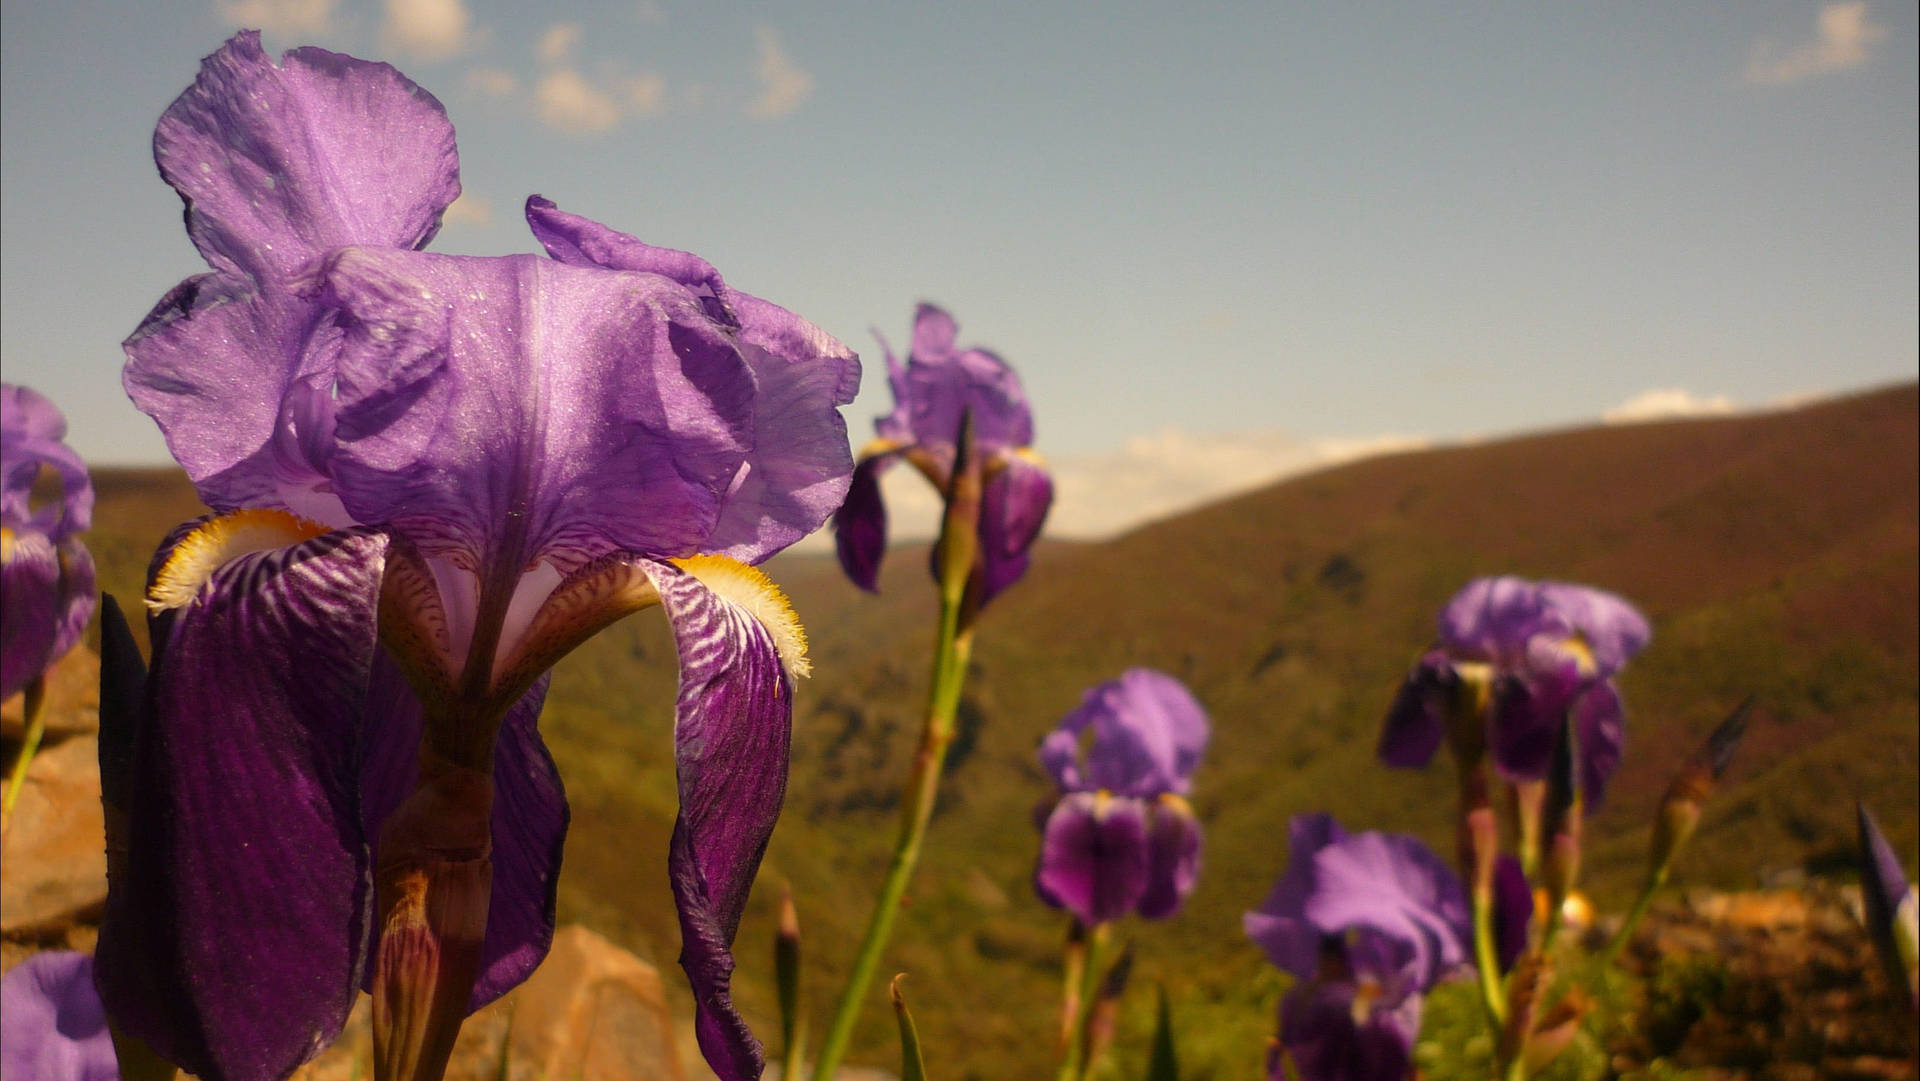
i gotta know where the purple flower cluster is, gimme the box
[1033,669,1208,925]
[1244,815,1471,1081]
[833,303,1052,607]
[1,385,95,702]
[0,953,118,1081]
[1378,575,1650,805]
[98,32,855,1081]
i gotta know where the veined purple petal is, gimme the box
[976,449,1052,606]
[308,247,755,573]
[1276,980,1418,1081]
[356,658,567,1010]
[1036,792,1152,927]
[154,31,458,285]
[1046,669,1210,799]
[1376,651,1454,769]
[1,529,62,700]
[1245,813,1349,980]
[631,560,793,1081]
[2,384,94,540]
[1574,680,1625,809]
[96,527,389,1081]
[832,450,900,592]
[1491,856,1532,973]
[905,346,1034,452]
[1302,829,1471,990]
[1437,576,1562,664]
[1137,796,1203,919]
[524,197,861,564]
[1537,581,1651,675]
[1,952,119,1081]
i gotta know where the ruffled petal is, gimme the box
[0,953,119,1081]
[1537,581,1650,675]
[1035,792,1151,926]
[905,346,1034,453]
[96,526,389,1081]
[1049,669,1210,799]
[1244,813,1347,979]
[831,450,901,592]
[976,449,1052,606]
[308,248,755,573]
[1137,796,1203,919]
[909,303,957,361]
[523,197,859,565]
[155,31,458,284]
[869,329,913,444]
[1301,829,1472,989]
[355,658,567,1010]
[1376,651,1454,769]
[1437,576,1563,664]
[1,384,94,539]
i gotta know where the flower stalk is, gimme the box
[1056,921,1111,1081]
[2,676,47,817]
[812,414,982,1081]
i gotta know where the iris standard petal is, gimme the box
[1036,792,1152,927]
[1376,652,1454,769]
[1053,669,1210,800]
[524,198,860,564]
[1437,576,1562,663]
[1137,796,1203,919]
[905,347,1034,452]
[0,952,119,1081]
[355,659,568,1010]
[154,31,458,285]
[630,560,796,1081]
[96,526,389,1081]
[1,384,94,540]
[1537,581,1651,675]
[977,449,1053,606]
[869,329,914,444]
[832,450,901,592]
[308,247,754,573]
[1298,828,1471,989]
[910,303,958,361]
[1244,813,1348,979]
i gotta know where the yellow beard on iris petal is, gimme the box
[671,553,811,682]
[148,509,331,612]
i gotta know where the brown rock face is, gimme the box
[508,924,688,1081]
[1,645,101,743]
[0,735,107,937]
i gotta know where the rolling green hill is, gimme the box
[83,382,1918,1079]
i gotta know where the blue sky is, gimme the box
[3,0,1915,536]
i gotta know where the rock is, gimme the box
[507,924,688,1081]
[0,736,106,934]
[0,645,100,743]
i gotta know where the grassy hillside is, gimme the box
[84,383,1918,1079]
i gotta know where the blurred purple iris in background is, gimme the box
[1033,669,1208,925]
[100,32,855,1081]
[1244,814,1471,1081]
[0,952,119,1081]
[1377,576,1650,805]
[831,303,1051,607]
[1857,803,1919,1011]
[1,385,96,703]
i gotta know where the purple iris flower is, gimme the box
[1,952,119,1081]
[1,385,96,703]
[1243,815,1471,1081]
[1377,576,1650,805]
[1857,804,1919,1011]
[100,33,855,1081]
[831,303,1051,607]
[1033,669,1208,925]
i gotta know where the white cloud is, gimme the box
[623,73,668,116]
[215,0,336,36]
[442,191,491,227]
[536,22,580,65]
[536,69,621,134]
[465,67,517,98]
[1744,2,1888,85]
[1601,388,1738,424]
[382,0,474,61]
[747,26,814,118]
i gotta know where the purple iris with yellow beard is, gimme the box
[1377,575,1650,805]
[831,303,1051,608]
[1244,815,1471,1081]
[100,32,856,1081]
[1033,669,1208,925]
[1,385,96,704]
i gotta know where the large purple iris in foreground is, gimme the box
[1,385,96,702]
[1244,815,1471,1081]
[1034,669,1208,925]
[101,33,855,1081]
[1377,576,1650,804]
[832,303,1051,607]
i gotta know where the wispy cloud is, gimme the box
[622,73,667,117]
[1745,2,1888,85]
[442,191,491,227]
[536,22,580,65]
[214,0,336,36]
[747,26,814,118]
[535,68,622,134]
[382,0,475,61]
[465,67,517,98]
[1602,388,1738,424]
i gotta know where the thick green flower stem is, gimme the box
[1457,762,1506,1027]
[1603,864,1668,966]
[372,751,495,1081]
[2,676,48,818]
[1057,922,1110,1081]
[1057,921,1089,1061]
[812,422,984,1081]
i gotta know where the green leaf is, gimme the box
[891,974,929,1081]
[1145,985,1178,1081]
